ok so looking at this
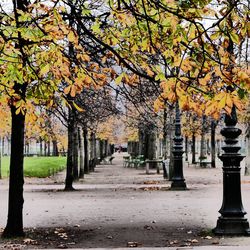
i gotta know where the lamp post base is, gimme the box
[170,180,187,190]
[213,216,250,236]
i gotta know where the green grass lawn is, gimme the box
[0,156,66,178]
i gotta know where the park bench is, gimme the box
[126,155,145,168]
[187,160,212,168]
[101,156,115,165]
[199,160,212,168]
[132,155,145,168]
[123,156,130,167]
[145,159,163,174]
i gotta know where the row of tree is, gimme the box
[0,0,249,238]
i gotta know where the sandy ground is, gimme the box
[1,153,250,249]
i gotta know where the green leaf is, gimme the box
[230,32,240,44]
[40,64,50,75]
[115,73,124,84]
[210,32,219,40]
[92,22,100,33]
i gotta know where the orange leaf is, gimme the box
[64,86,71,95]
[70,85,76,97]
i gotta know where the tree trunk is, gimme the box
[168,109,174,180]
[90,133,97,171]
[2,105,25,237]
[83,128,89,174]
[100,140,104,161]
[96,139,101,164]
[44,140,47,156]
[73,126,79,180]
[2,136,4,156]
[162,108,167,159]
[200,115,207,167]
[191,133,196,164]
[27,142,30,156]
[103,140,108,158]
[52,140,59,156]
[93,133,97,170]
[185,136,188,162]
[147,131,156,160]
[211,119,216,168]
[206,139,210,155]
[79,127,84,179]
[7,137,11,156]
[138,129,144,156]
[64,108,75,191]
[47,140,50,156]
[39,137,43,156]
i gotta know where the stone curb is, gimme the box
[44,246,250,250]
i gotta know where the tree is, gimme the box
[0,0,87,237]
[86,0,249,115]
[182,112,201,164]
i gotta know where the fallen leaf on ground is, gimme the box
[2,244,25,250]
[55,228,65,233]
[169,240,178,245]
[180,242,191,246]
[144,225,153,230]
[57,243,68,249]
[67,242,76,245]
[212,240,219,244]
[141,186,161,191]
[191,239,199,243]
[205,236,213,239]
[143,181,160,184]
[23,238,38,245]
[127,241,141,247]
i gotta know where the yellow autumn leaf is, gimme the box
[238,71,249,81]
[40,64,50,75]
[210,32,220,40]
[115,73,124,85]
[232,97,243,110]
[15,106,21,115]
[224,105,231,115]
[68,30,76,43]
[226,94,233,108]
[146,68,154,77]
[218,93,227,109]
[73,102,84,112]
[205,102,216,116]
[82,54,90,62]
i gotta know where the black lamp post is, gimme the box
[170,101,187,190]
[213,106,250,235]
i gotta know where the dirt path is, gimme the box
[1,153,250,249]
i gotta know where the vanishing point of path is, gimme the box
[1,152,250,248]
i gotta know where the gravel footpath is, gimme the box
[0,153,250,249]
